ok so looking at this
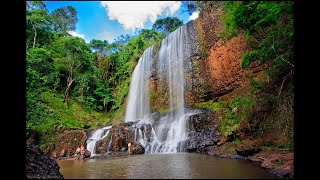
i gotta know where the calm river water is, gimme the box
[57,153,277,179]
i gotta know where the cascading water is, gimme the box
[86,126,112,156]
[125,25,191,153]
[125,45,154,124]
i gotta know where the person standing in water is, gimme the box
[74,146,81,157]
[128,143,132,154]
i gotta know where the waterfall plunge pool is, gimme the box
[57,153,277,179]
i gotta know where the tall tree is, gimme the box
[89,39,113,82]
[51,37,93,104]
[26,1,51,49]
[51,6,78,36]
[152,17,183,35]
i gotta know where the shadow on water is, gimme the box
[57,153,278,179]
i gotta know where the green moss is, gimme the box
[194,100,221,111]
[232,138,241,145]
[159,108,171,114]
[227,146,236,152]
[218,94,256,138]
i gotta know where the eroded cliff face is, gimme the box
[149,5,269,110]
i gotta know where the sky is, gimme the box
[44,1,199,43]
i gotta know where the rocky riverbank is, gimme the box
[207,140,294,178]
[26,143,64,179]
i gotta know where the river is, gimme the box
[57,153,277,179]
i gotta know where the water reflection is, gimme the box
[57,153,277,179]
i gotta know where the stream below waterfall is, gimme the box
[57,153,277,179]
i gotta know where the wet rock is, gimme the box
[130,143,145,154]
[26,144,64,179]
[181,109,221,153]
[184,129,220,153]
[84,149,91,158]
[236,143,261,156]
[26,130,40,145]
[187,109,214,132]
[96,121,148,153]
[51,129,87,158]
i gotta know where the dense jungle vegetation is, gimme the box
[26,1,294,151]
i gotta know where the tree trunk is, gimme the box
[63,85,70,105]
[33,27,37,49]
[63,77,74,104]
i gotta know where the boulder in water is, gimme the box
[130,144,145,154]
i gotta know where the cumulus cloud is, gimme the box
[95,30,119,43]
[67,31,85,39]
[101,1,181,30]
[189,10,199,21]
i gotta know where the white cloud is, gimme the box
[101,1,181,30]
[189,10,199,21]
[95,30,119,43]
[67,31,85,39]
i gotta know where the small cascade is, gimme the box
[86,126,112,156]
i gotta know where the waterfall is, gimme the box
[86,125,112,156]
[125,45,154,124]
[125,25,191,153]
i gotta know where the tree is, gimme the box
[51,6,78,35]
[152,17,183,35]
[89,39,108,52]
[26,1,52,49]
[181,1,207,15]
[26,1,48,13]
[51,37,93,104]
[89,39,113,82]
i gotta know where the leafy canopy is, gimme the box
[152,17,183,35]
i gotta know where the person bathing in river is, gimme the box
[128,143,132,154]
[80,144,85,159]
[80,144,92,159]
[74,146,80,157]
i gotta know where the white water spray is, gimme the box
[86,126,112,156]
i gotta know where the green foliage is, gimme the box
[26,1,167,150]
[194,100,221,111]
[240,50,258,68]
[182,1,207,15]
[218,94,255,138]
[248,78,265,92]
[51,6,78,34]
[152,17,183,35]
[194,95,255,138]
[232,138,241,146]
[220,1,293,72]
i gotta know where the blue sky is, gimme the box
[44,1,198,43]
